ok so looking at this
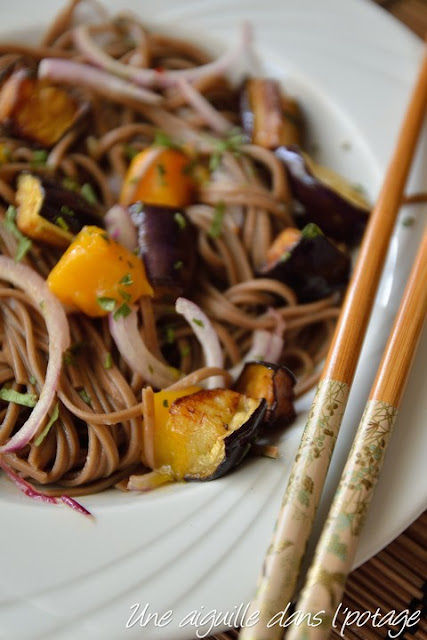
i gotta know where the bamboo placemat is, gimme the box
[205,2,427,640]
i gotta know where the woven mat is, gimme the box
[206,511,427,640]
[206,3,427,639]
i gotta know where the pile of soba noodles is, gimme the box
[0,0,347,502]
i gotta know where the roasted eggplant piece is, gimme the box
[130,202,197,301]
[16,174,102,247]
[240,78,303,149]
[234,361,296,428]
[153,388,267,481]
[275,145,370,245]
[0,68,85,147]
[259,223,351,302]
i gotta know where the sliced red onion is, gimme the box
[0,456,91,516]
[229,329,284,380]
[109,308,179,389]
[73,22,252,89]
[176,78,231,134]
[38,58,162,106]
[104,204,138,252]
[175,297,224,389]
[0,257,70,453]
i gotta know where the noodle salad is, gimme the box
[0,0,371,512]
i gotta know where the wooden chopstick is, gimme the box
[239,44,427,640]
[286,225,427,640]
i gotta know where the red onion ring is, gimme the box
[72,22,252,89]
[38,58,162,106]
[104,204,138,251]
[109,308,179,389]
[175,296,224,388]
[0,256,70,453]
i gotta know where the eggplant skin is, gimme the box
[234,361,296,428]
[16,173,102,247]
[154,388,266,481]
[130,203,197,301]
[259,223,351,303]
[275,145,369,245]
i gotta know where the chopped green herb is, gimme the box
[180,344,190,357]
[104,353,113,369]
[174,211,187,230]
[3,205,32,262]
[60,204,75,217]
[164,327,176,344]
[78,388,92,406]
[30,149,48,167]
[279,251,291,262]
[352,183,367,197]
[156,163,167,185]
[29,375,37,385]
[118,288,132,303]
[63,350,75,366]
[55,216,69,231]
[97,296,117,312]
[154,130,179,149]
[80,182,98,205]
[123,143,139,160]
[301,223,323,239]
[119,273,133,286]
[173,260,183,270]
[113,302,132,320]
[402,216,415,227]
[62,177,79,192]
[148,364,154,374]
[162,399,169,408]
[208,201,225,238]
[0,387,38,407]
[192,318,204,328]
[209,128,246,172]
[34,403,59,446]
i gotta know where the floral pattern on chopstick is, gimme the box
[291,399,398,639]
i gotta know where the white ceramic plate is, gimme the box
[0,1,426,639]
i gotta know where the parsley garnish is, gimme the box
[174,212,187,230]
[123,144,139,160]
[119,273,133,286]
[209,129,246,172]
[192,318,204,328]
[30,149,48,167]
[180,344,190,357]
[154,130,179,150]
[0,387,38,407]
[173,260,183,270]
[60,204,75,217]
[208,201,225,238]
[34,403,59,446]
[56,216,69,231]
[162,399,169,408]
[80,182,98,205]
[104,353,113,369]
[156,163,167,185]
[164,327,176,344]
[402,216,415,227]
[78,388,92,406]
[97,296,117,312]
[4,205,32,262]
[113,302,131,320]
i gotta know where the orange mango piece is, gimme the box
[120,146,195,207]
[47,225,152,317]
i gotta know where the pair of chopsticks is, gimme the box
[239,43,427,640]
